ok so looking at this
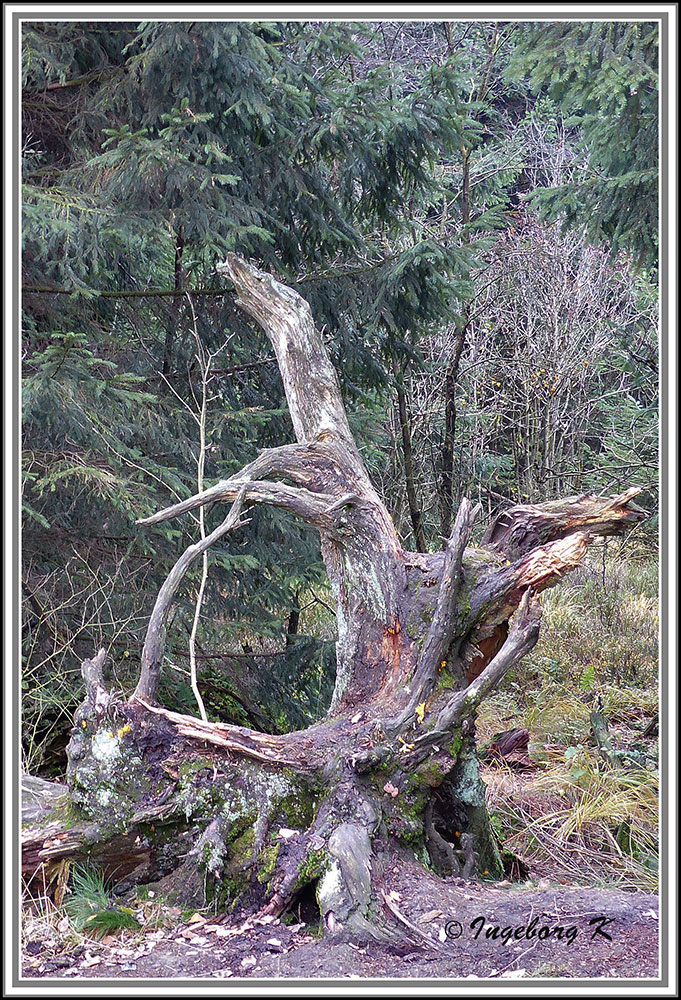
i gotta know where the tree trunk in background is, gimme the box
[24,257,645,943]
[439,24,500,539]
[440,142,470,540]
[396,377,427,552]
[162,225,184,376]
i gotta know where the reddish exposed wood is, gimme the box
[466,623,509,684]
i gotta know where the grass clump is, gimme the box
[64,865,140,938]
[484,747,658,892]
[477,547,658,892]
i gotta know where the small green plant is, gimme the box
[64,865,140,938]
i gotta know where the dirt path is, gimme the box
[23,862,659,983]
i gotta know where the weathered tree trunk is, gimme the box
[23,257,645,942]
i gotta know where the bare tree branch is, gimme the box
[435,588,542,731]
[482,489,645,559]
[137,476,335,532]
[457,587,542,713]
[134,486,248,703]
[403,498,477,713]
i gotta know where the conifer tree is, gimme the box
[508,20,658,269]
[22,20,483,757]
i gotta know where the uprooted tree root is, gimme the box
[21,256,646,945]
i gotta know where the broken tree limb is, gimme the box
[21,770,180,886]
[135,258,409,711]
[135,698,300,766]
[380,890,448,952]
[464,531,593,637]
[482,487,645,560]
[136,477,334,531]
[22,773,70,827]
[134,485,248,703]
[136,435,355,527]
[457,588,542,717]
[407,498,476,702]
[480,727,531,766]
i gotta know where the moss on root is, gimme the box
[63,699,504,921]
[296,848,330,888]
[256,844,281,886]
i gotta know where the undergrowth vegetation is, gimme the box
[64,866,140,938]
[478,542,659,892]
[21,868,172,968]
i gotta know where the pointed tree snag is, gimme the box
[481,487,645,560]
[39,257,647,942]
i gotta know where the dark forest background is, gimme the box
[21,18,658,826]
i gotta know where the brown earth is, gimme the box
[22,858,659,984]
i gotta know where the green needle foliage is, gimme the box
[508,21,658,271]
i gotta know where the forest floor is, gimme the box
[20,551,660,984]
[22,855,659,984]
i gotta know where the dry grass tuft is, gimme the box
[479,548,658,892]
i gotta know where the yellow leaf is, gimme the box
[415,702,426,724]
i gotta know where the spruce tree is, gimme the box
[508,20,658,270]
[22,20,482,760]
